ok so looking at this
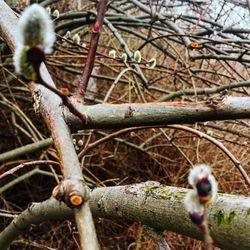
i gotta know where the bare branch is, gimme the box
[63,96,250,129]
[0,1,99,249]
[0,138,53,163]
[76,0,108,99]
[0,183,249,250]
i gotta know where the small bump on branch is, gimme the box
[52,179,90,208]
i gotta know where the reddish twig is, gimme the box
[0,160,59,180]
[78,126,147,158]
[76,0,108,100]
[199,208,213,250]
[33,64,90,124]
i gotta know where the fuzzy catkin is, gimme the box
[13,4,55,75]
[16,4,55,52]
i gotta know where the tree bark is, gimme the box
[0,183,249,250]
[0,1,99,249]
[63,96,250,129]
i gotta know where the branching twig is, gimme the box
[33,64,89,124]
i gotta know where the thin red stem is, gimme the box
[76,0,108,100]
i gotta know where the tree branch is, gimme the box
[0,183,249,250]
[0,138,53,163]
[76,0,108,99]
[158,80,250,102]
[0,160,59,180]
[0,1,99,249]
[63,96,250,129]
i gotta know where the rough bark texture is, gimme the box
[63,96,250,129]
[0,0,16,50]
[90,183,250,250]
[0,183,249,250]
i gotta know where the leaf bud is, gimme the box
[134,50,142,63]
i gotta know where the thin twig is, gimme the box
[167,125,250,186]
[199,208,213,250]
[0,168,58,194]
[76,0,108,99]
[78,126,146,158]
[0,160,59,180]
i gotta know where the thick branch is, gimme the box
[0,183,249,250]
[90,183,250,250]
[0,1,98,249]
[63,96,250,129]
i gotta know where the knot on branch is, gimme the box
[205,91,228,109]
[52,179,90,208]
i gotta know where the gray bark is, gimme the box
[63,96,250,129]
[0,138,53,163]
[0,183,249,250]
